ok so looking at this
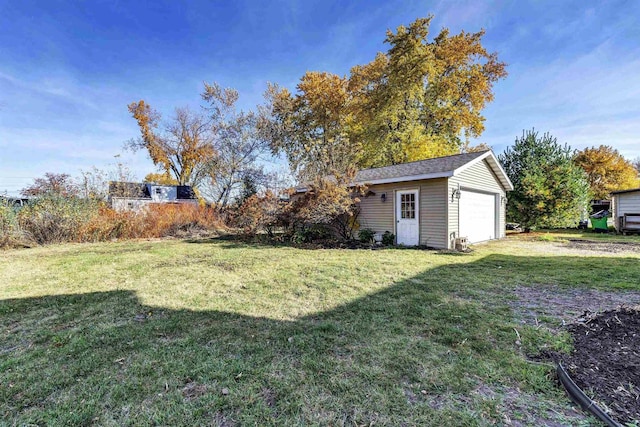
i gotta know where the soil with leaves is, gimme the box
[559,308,640,425]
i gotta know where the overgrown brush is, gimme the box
[0,202,26,248]
[81,204,221,241]
[2,197,222,248]
[234,191,286,236]
[140,204,221,237]
[80,207,146,241]
[17,195,98,244]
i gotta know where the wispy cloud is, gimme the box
[0,71,99,110]
[478,36,640,157]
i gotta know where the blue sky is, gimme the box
[1,0,639,195]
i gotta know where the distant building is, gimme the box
[611,188,640,233]
[0,195,30,207]
[108,182,197,212]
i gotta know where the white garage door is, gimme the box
[459,190,497,244]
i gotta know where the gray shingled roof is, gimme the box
[108,182,150,198]
[354,151,488,183]
[295,150,515,192]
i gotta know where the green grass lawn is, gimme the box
[2,235,639,426]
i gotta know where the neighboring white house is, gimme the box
[295,150,514,249]
[611,188,640,233]
[0,195,30,207]
[108,182,197,212]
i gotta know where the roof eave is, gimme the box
[354,171,453,186]
[611,188,640,196]
[295,171,454,193]
[295,150,514,193]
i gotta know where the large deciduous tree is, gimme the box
[262,16,507,175]
[352,16,507,167]
[499,130,591,231]
[127,101,215,187]
[200,82,271,209]
[261,73,358,182]
[574,145,639,199]
[259,74,364,236]
[259,15,507,236]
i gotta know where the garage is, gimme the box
[309,150,512,249]
[459,190,497,244]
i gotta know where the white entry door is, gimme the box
[459,190,497,244]
[396,190,419,246]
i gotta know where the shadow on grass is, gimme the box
[184,234,302,250]
[184,234,447,252]
[3,253,637,425]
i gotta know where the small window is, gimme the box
[155,188,162,195]
[401,193,416,219]
[127,202,134,209]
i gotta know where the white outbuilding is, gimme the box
[611,188,640,233]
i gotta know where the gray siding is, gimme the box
[357,183,396,236]
[447,159,507,248]
[357,179,448,248]
[111,198,154,212]
[613,192,640,230]
[419,179,448,248]
[615,193,640,215]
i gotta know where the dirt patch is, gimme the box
[566,239,640,254]
[212,411,237,427]
[503,236,640,257]
[493,386,586,427]
[425,383,587,426]
[261,387,277,408]
[511,285,640,328]
[181,381,208,400]
[559,308,640,425]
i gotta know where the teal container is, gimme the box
[590,217,608,230]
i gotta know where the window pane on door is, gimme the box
[401,193,415,219]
